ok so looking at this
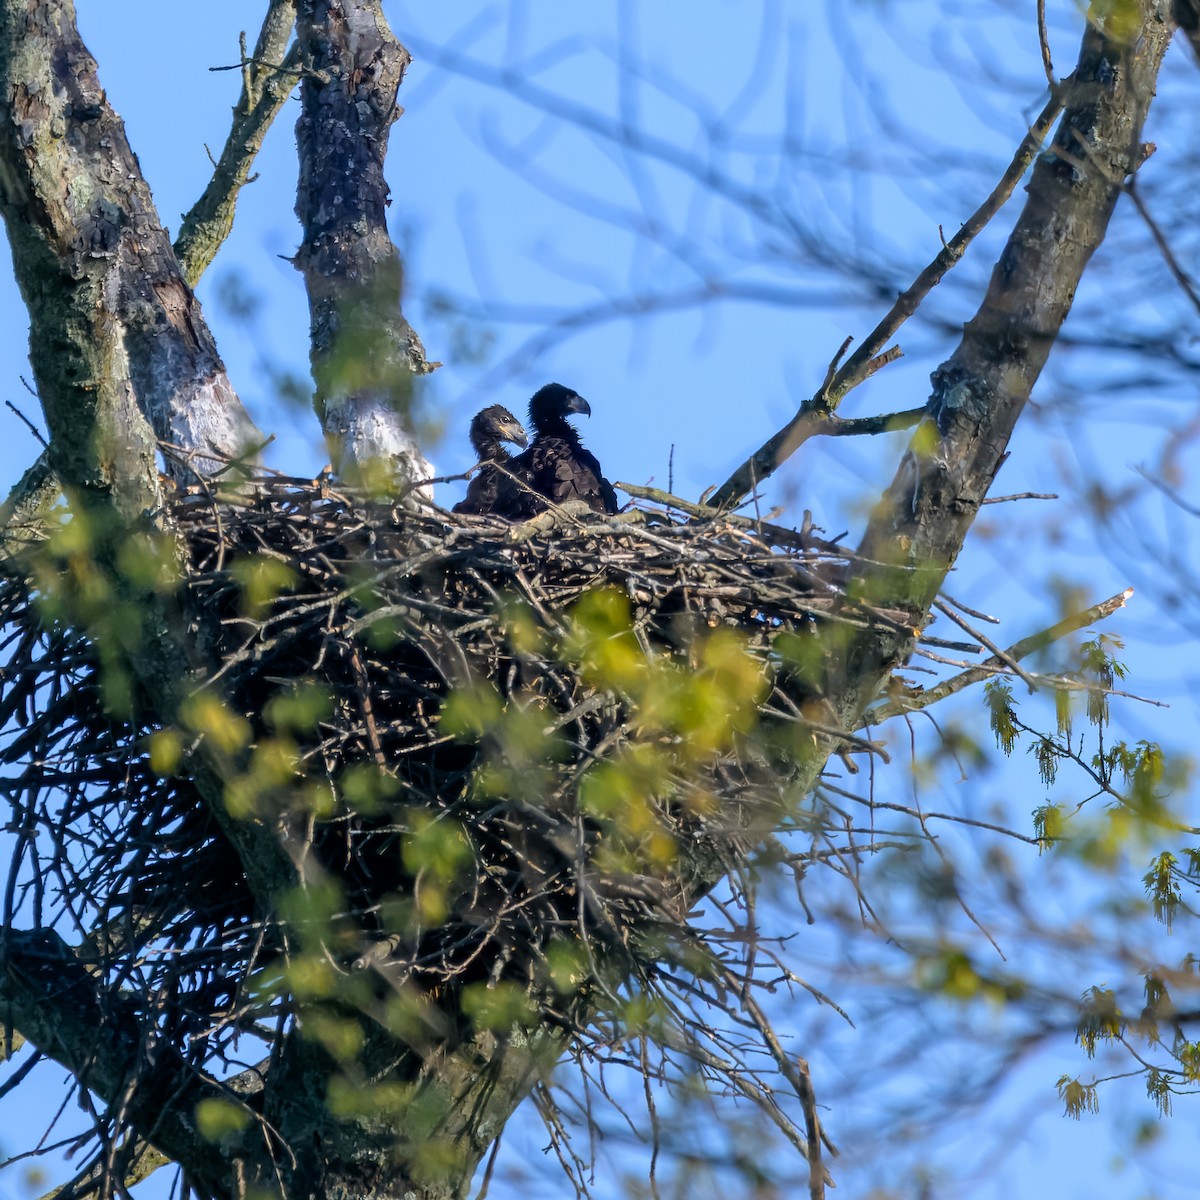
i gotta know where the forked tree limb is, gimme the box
[0,0,261,482]
[830,4,1170,719]
[707,403,925,510]
[0,2,299,552]
[863,589,1135,726]
[0,928,261,1197]
[0,0,298,911]
[175,0,302,288]
[709,84,1067,511]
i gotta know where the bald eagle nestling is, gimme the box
[452,405,529,515]
[496,383,619,518]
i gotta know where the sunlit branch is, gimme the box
[825,81,1065,410]
[175,1,301,287]
[707,399,923,511]
[709,84,1068,511]
[1037,0,1055,87]
[862,588,1134,725]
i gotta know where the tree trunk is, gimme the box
[294,0,437,490]
[0,0,261,489]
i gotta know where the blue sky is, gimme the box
[1,2,1199,1197]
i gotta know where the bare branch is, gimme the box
[826,85,1066,406]
[0,0,261,482]
[1126,181,1200,317]
[0,928,259,1197]
[1037,0,1055,87]
[863,589,1134,725]
[175,1,301,287]
[931,597,1040,690]
[707,404,924,511]
[707,84,1067,512]
[830,5,1169,723]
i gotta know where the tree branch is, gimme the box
[709,84,1067,510]
[0,452,57,565]
[824,3,1170,724]
[0,0,261,482]
[863,588,1134,725]
[175,1,302,288]
[0,0,299,915]
[708,402,925,510]
[0,928,261,1197]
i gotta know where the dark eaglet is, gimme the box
[494,383,619,518]
[451,405,529,515]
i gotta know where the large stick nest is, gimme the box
[0,474,896,1059]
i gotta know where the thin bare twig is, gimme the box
[174,2,301,286]
[5,400,48,448]
[1037,0,1055,87]
[932,598,1040,690]
[826,84,1068,406]
[707,80,1070,511]
[1126,181,1200,317]
[863,588,1134,725]
[707,403,923,510]
[980,491,1058,504]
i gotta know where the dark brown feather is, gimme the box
[495,384,618,518]
[452,405,529,515]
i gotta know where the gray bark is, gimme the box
[174,0,302,290]
[294,0,437,492]
[0,0,261,485]
[831,2,1172,720]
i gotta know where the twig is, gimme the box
[729,979,837,1194]
[932,598,1040,690]
[824,84,1067,407]
[208,54,308,79]
[614,481,837,554]
[864,588,1134,725]
[707,404,923,511]
[980,491,1058,504]
[939,591,1000,625]
[819,336,854,395]
[1134,465,1200,517]
[1037,0,1055,88]
[1126,181,1200,317]
[5,400,47,448]
[708,80,1068,511]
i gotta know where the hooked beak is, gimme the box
[502,421,529,449]
[564,393,591,418]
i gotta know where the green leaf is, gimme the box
[984,679,1017,756]
[1056,1075,1100,1119]
[1033,803,1064,854]
[195,1097,250,1142]
[1076,986,1123,1057]
[1143,852,1181,930]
